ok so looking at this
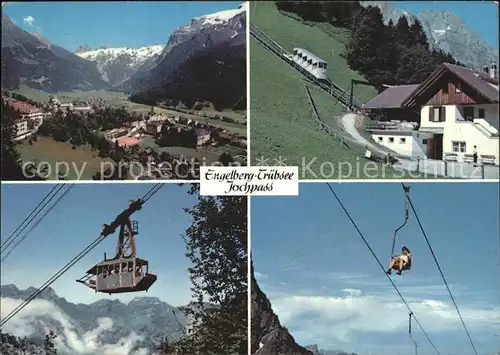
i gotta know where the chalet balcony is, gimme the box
[365,120,418,132]
[455,105,499,137]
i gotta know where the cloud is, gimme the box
[254,272,267,280]
[23,15,35,26]
[267,289,500,347]
[0,297,150,355]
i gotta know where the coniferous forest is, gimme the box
[275,1,465,91]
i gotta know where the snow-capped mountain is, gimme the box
[126,2,246,110]
[360,1,499,70]
[0,284,188,355]
[156,2,247,63]
[417,10,498,70]
[75,45,164,87]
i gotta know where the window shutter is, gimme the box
[429,107,434,122]
[440,107,446,122]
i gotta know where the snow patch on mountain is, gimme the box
[76,45,164,69]
[156,2,246,64]
[193,2,246,26]
[74,45,165,87]
[360,1,499,69]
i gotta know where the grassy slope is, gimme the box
[250,1,429,179]
[251,2,378,102]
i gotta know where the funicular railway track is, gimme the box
[250,24,363,110]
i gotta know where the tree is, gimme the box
[218,152,234,166]
[160,184,247,354]
[396,44,434,84]
[409,18,429,49]
[395,15,413,48]
[44,330,58,355]
[346,6,392,87]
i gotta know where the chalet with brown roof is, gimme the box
[362,62,499,164]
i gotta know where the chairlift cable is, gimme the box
[409,312,418,355]
[1,184,75,263]
[1,184,62,252]
[325,183,441,355]
[389,184,410,261]
[405,184,479,355]
[0,184,164,327]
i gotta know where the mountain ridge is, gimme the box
[0,283,189,355]
[250,263,312,355]
[75,44,164,87]
[1,14,109,92]
[360,1,499,70]
[127,3,246,110]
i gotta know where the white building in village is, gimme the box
[6,100,45,140]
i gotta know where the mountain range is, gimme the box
[0,284,189,355]
[305,345,360,355]
[75,45,165,88]
[126,4,246,110]
[360,1,499,70]
[1,3,247,110]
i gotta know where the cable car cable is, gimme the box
[405,184,479,355]
[0,184,164,327]
[0,184,162,327]
[325,183,441,355]
[0,233,104,327]
[1,184,75,263]
[172,309,186,336]
[1,184,62,253]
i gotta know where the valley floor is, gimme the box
[9,86,247,180]
[18,138,113,180]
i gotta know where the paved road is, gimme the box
[340,114,500,180]
[341,114,388,155]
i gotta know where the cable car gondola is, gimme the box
[76,200,157,294]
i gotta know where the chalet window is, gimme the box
[400,138,406,144]
[429,106,446,122]
[455,82,462,93]
[452,141,466,153]
[389,137,394,143]
[422,139,428,144]
[463,107,474,120]
[478,108,485,119]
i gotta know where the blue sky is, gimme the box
[392,1,499,49]
[252,182,500,355]
[0,183,199,307]
[2,1,242,52]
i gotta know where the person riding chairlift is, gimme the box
[387,246,411,275]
